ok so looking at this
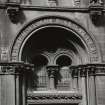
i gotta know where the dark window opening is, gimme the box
[55,55,72,90]
[32,54,48,67]
[28,55,48,91]
[56,55,72,67]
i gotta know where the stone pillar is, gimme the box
[71,66,78,90]
[78,67,81,90]
[88,65,96,105]
[85,66,90,105]
[95,64,105,105]
[79,66,87,105]
[0,62,33,105]
[46,65,59,90]
[70,64,105,105]
[81,69,87,105]
[70,64,96,105]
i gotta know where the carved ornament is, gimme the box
[0,62,34,74]
[27,91,82,104]
[11,16,99,63]
[70,64,105,76]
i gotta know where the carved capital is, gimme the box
[89,0,104,23]
[0,62,34,74]
[90,0,104,6]
[46,65,59,78]
[70,64,105,77]
[89,5,103,16]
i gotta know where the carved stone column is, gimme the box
[71,65,87,105]
[0,62,33,105]
[46,65,59,90]
[80,66,87,105]
[87,65,96,105]
[71,66,78,90]
[95,64,105,105]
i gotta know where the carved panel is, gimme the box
[27,91,82,104]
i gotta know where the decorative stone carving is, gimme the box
[46,65,59,89]
[46,65,59,77]
[89,0,104,21]
[74,0,80,7]
[0,62,34,74]
[70,64,105,77]
[27,92,82,104]
[11,16,99,63]
[90,0,103,5]
[6,3,21,24]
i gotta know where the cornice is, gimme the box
[0,3,104,13]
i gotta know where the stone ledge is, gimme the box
[27,91,82,104]
[0,62,34,74]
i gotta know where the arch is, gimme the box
[52,49,78,65]
[31,54,48,67]
[56,55,72,66]
[10,15,101,63]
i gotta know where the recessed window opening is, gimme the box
[32,55,48,67]
[30,55,48,91]
[56,55,72,67]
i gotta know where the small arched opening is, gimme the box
[55,55,72,90]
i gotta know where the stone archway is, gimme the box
[10,16,101,105]
[10,16,100,63]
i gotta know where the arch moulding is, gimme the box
[10,16,101,63]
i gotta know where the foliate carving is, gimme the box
[6,3,21,24]
[46,65,59,77]
[70,64,105,77]
[0,62,34,74]
[89,0,104,20]
[11,17,99,63]
[70,65,87,77]
[27,92,82,104]
[90,0,103,5]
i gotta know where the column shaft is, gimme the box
[49,77,55,90]
[88,76,96,105]
[0,74,15,105]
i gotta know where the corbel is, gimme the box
[6,3,21,24]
